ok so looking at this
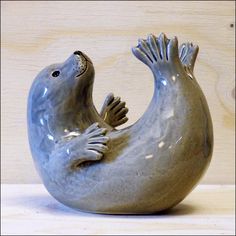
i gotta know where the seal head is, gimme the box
[31,51,93,105]
[28,50,97,144]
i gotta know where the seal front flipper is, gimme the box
[53,123,109,169]
[100,93,128,128]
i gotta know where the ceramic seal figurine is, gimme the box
[27,33,213,214]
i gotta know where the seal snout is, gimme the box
[74,50,83,56]
[74,50,92,64]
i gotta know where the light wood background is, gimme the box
[1,1,235,184]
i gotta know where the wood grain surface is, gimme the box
[1,1,235,184]
[2,185,235,235]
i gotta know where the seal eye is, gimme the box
[52,70,60,78]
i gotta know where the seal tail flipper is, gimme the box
[179,42,199,73]
[100,93,128,128]
[132,33,181,72]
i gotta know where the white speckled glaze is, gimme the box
[27,33,213,214]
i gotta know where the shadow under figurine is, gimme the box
[27,33,213,214]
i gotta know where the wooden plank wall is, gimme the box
[1,1,235,184]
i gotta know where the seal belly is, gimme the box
[49,80,212,213]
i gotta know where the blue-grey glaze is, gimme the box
[27,33,213,214]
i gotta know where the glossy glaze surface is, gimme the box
[27,33,213,214]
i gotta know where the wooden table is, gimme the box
[1,184,235,235]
